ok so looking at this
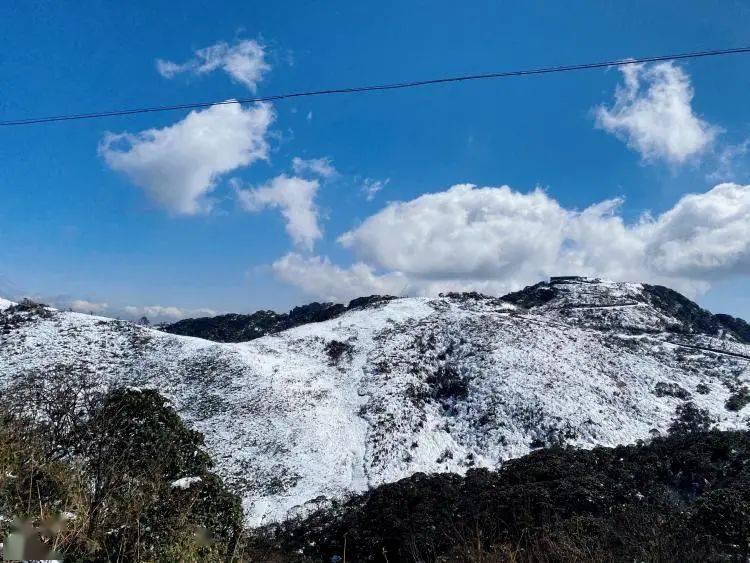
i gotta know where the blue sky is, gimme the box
[1,1,749,321]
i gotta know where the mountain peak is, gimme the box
[501,277,749,343]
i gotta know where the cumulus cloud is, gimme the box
[236,174,322,250]
[339,185,568,282]
[642,182,750,279]
[100,102,273,215]
[272,253,408,302]
[274,182,750,301]
[361,178,388,201]
[156,39,270,92]
[292,157,337,179]
[595,62,717,163]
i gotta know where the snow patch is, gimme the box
[171,477,203,489]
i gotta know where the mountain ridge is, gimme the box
[1,277,749,526]
[162,277,750,345]
[161,295,396,342]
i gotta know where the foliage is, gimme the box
[668,401,715,433]
[162,295,395,343]
[262,429,750,562]
[643,284,750,342]
[726,387,750,412]
[0,298,52,334]
[78,388,243,560]
[324,340,355,366]
[0,371,242,562]
[653,381,691,400]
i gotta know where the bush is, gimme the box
[80,388,243,560]
[261,430,750,562]
[0,372,243,561]
[0,412,90,559]
[0,299,52,334]
[653,381,691,400]
[726,387,750,411]
[425,364,470,406]
[668,401,715,434]
[324,340,355,366]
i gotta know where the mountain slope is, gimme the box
[161,295,395,342]
[1,278,748,526]
[268,430,750,562]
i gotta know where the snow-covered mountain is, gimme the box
[1,278,749,526]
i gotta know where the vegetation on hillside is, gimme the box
[3,366,750,562]
[161,296,395,342]
[0,367,242,561]
[260,424,750,562]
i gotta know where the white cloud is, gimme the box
[100,102,273,215]
[236,174,322,250]
[708,140,750,182]
[272,253,408,302]
[157,39,270,92]
[642,182,750,279]
[122,305,217,323]
[361,178,388,201]
[69,299,109,314]
[275,182,750,301]
[48,297,216,323]
[595,62,717,163]
[338,184,568,282]
[292,157,338,178]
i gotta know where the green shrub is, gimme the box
[79,388,243,560]
[0,376,243,561]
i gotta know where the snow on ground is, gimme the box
[171,477,203,489]
[0,279,748,526]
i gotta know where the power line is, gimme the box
[3,46,750,127]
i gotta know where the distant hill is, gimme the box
[161,295,395,342]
